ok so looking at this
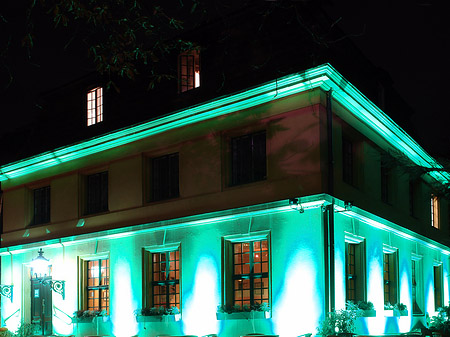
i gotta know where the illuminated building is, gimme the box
[0,4,449,337]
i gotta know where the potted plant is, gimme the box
[72,310,108,323]
[394,303,408,316]
[216,303,270,320]
[135,306,181,322]
[356,301,376,317]
[430,304,450,337]
[317,301,362,337]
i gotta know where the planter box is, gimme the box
[360,310,376,317]
[216,311,270,320]
[384,309,395,317]
[72,316,109,324]
[136,314,181,322]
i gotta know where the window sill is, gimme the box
[136,314,181,323]
[216,311,270,320]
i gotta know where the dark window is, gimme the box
[381,163,390,203]
[345,241,365,303]
[412,259,423,314]
[85,171,108,215]
[232,240,269,307]
[178,50,200,93]
[342,138,353,185]
[231,131,266,186]
[409,180,417,217]
[383,252,398,306]
[33,186,50,225]
[86,258,109,314]
[434,264,443,310]
[151,250,180,309]
[151,153,179,201]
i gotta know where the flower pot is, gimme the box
[72,316,95,323]
[216,311,269,320]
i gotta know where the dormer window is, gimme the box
[87,87,103,126]
[178,50,200,93]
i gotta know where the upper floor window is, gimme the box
[85,171,108,215]
[149,153,179,202]
[431,194,440,228]
[231,131,266,186]
[178,50,200,93]
[32,186,50,225]
[383,248,398,306]
[342,138,354,185]
[380,160,392,204]
[409,180,418,217]
[345,239,365,303]
[85,258,109,314]
[87,87,103,126]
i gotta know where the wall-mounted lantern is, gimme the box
[0,284,13,302]
[30,248,65,300]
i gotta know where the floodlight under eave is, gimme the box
[289,198,304,213]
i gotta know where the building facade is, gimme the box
[1,61,450,337]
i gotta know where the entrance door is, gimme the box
[31,277,53,335]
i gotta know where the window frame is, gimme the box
[431,194,440,229]
[78,255,110,315]
[229,130,267,187]
[84,171,109,215]
[32,185,51,226]
[433,262,443,311]
[222,232,271,311]
[383,246,398,307]
[411,254,424,315]
[345,234,366,303]
[143,243,181,311]
[147,153,180,203]
[178,50,200,93]
[87,87,103,126]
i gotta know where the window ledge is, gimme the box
[216,311,270,320]
[136,314,181,323]
[384,309,408,317]
[360,310,376,317]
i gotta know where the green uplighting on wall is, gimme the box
[1,64,448,187]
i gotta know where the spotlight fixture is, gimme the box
[289,198,304,213]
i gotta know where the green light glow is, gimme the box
[1,64,448,188]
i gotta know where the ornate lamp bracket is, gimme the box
[41,279,65,299]
[0,284,13,302]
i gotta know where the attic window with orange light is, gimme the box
[178,50,200,93]
[87,87,103,126]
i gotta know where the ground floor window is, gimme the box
[79,256,110,314]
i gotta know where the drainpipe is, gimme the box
[324,89,335,313]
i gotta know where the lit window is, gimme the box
[231,131,266,186]
[86,258,109,314]
[85,171,108,215]
[383,249,398,306]
[178,50,200,92]
[434,263,443,311]
[149,153,179,202]
[87,87,103,126]
[431,194,440,228]
[411,256,423,314]
[32,186,50,225]
[143,247,180,310]
[345,240,365,303]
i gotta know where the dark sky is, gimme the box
[1,1,448,158]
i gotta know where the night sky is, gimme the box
[1,1,448,158]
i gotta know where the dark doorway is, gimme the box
[31,277,52,335]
